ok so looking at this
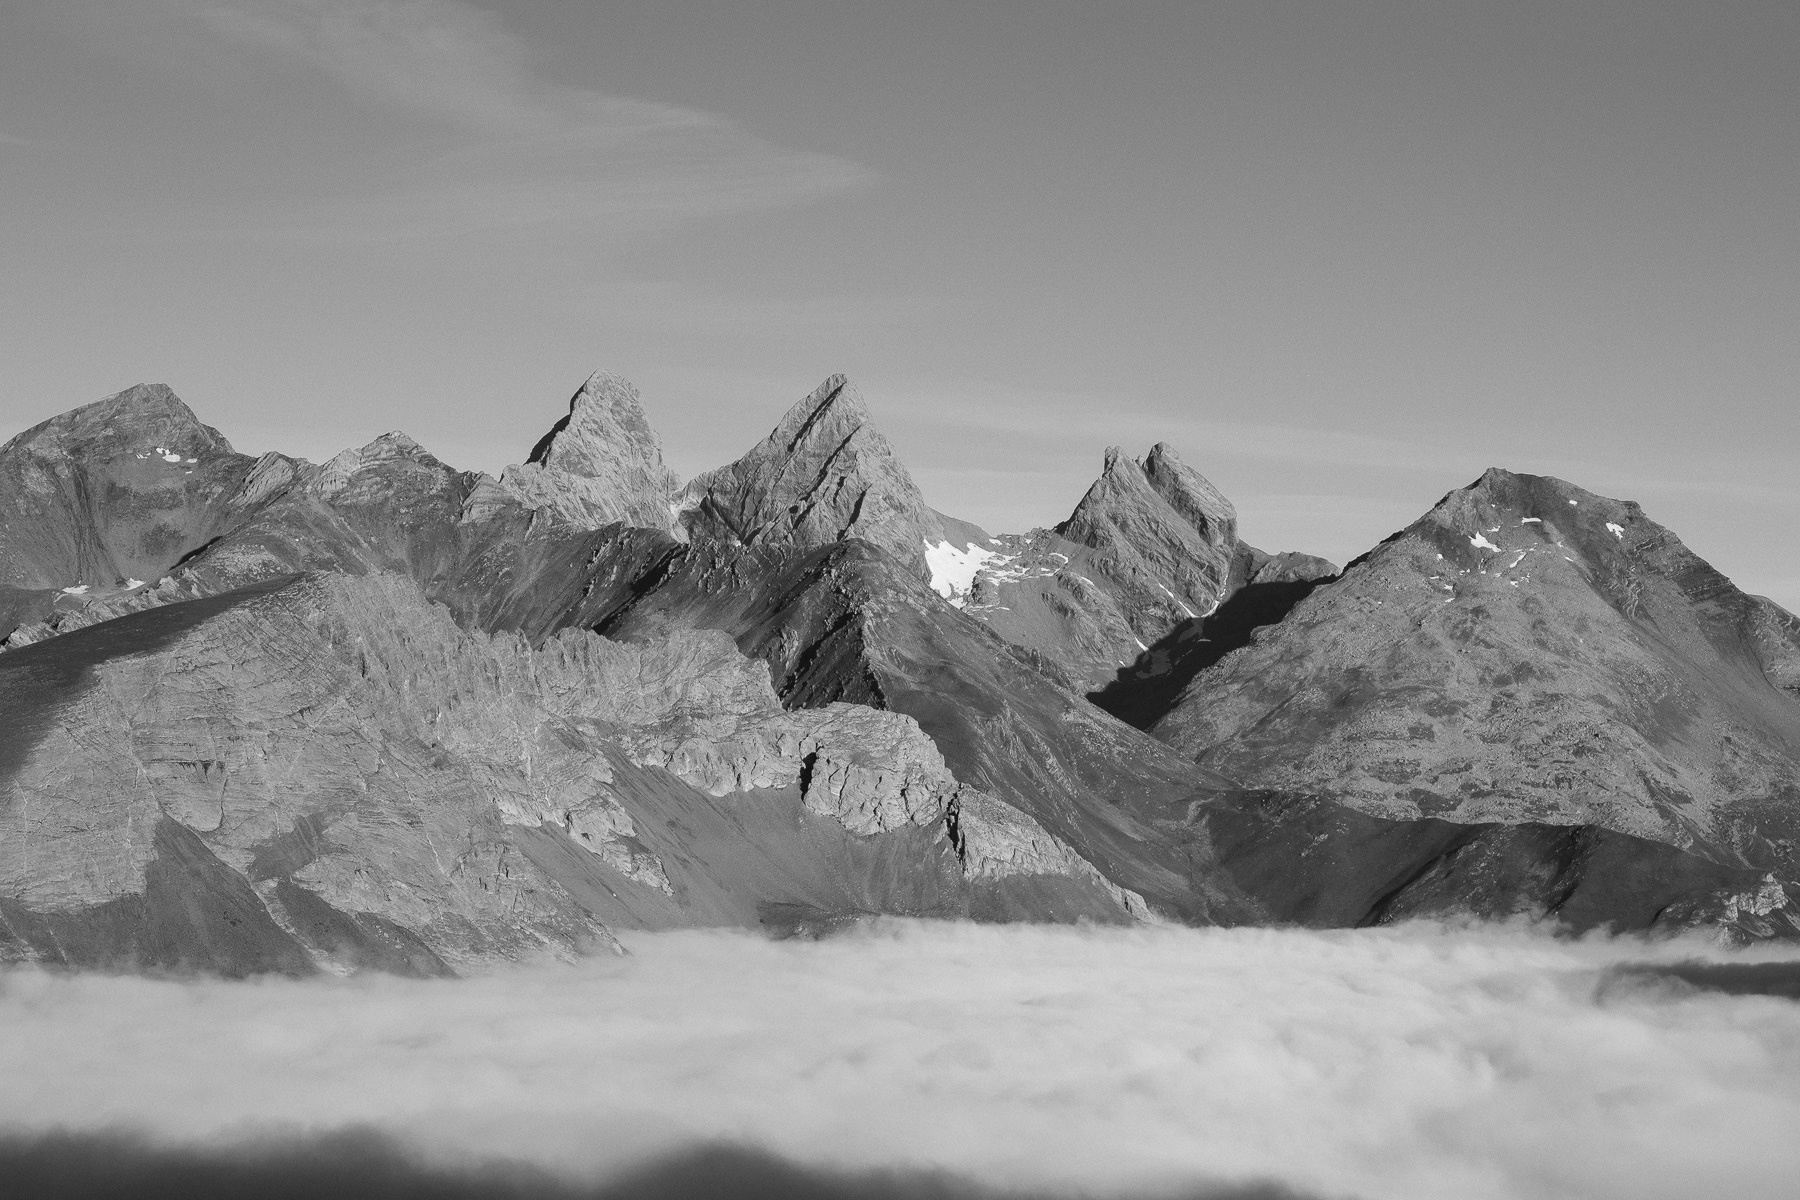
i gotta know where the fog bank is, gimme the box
[3,921,1798,1200]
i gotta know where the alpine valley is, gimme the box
[3,373,1797,976]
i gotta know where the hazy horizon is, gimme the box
[3,1,1795,609]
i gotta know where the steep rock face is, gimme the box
[0,576,614,972]
[676,376,957,572]
[1152,469,1800,869]
[585,536,1281,922]
[497,372,681,533]
[0,570,1143,973]
[1059,442,1241,614]
[566,529,1793,939]
[0,384,257,603]
[940,444,1336,690]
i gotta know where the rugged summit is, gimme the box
[0,384,255,597]
[1151,468,1800,869]
[932,443,1336,690]
[497,372,681,533]
[676,375,973,572]
[1060,441,1241,612]
[4,378,1799,974]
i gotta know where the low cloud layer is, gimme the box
[3,922,1799,1200]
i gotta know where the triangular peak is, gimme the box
[526,371,667,470]
[1059,442,1236,551]
[1,383,235,461]
[765,373,873,451]
[677,374,945,570]
[498,370,681,534]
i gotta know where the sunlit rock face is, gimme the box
[675,374,974,572]
[497,371,683,534]
[1152,468,1800,869]
[3,380,1799,976]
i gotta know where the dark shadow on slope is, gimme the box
[0,1130,1333,1200]
[0,575,300,791]
[1183,790,1800,939]
[1603,960,1800,999]
[1089,581,1323,730]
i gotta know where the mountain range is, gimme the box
[2,372,1797,975]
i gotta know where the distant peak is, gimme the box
[527,371,657,468]
[768,374,872,452]
[677,375,943,568]
[360,431,439,464]
[498,371,679,533]
[2,383,234,460]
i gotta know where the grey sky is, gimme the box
[3,1,1796,608]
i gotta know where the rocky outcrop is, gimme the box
[676,375,958,572]
[497,371,681,533]
[0,568,1152,974]
[1151,469,1800,869]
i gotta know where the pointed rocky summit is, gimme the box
[1057,441,1241,613]
[498,371,681,533]
[676,375,951,570]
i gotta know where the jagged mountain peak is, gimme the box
[1,383,235,462]
[525,371,660,467]
[497,370,681,534]
[767,373,873,451]
[1061,442,1237,551]
[677,374,946,571]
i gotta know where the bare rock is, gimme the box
[0,384,256,593]
[1152,468,1800,867]
[676,375,950,572]
[497,372,681,533]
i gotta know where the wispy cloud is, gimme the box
[3,923,1800,1200]
[99,0,872,240]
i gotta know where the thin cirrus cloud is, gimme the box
[135,0,874,241]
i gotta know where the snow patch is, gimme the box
[1469,533,1500,552]
[924,538,999,607]
[1606,522,1625,540]
[1520,517,1542,525]
[1569,499,1579,506]
[125,579,146,589]
[60,584,89,595]
[1156,582,1197,618]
